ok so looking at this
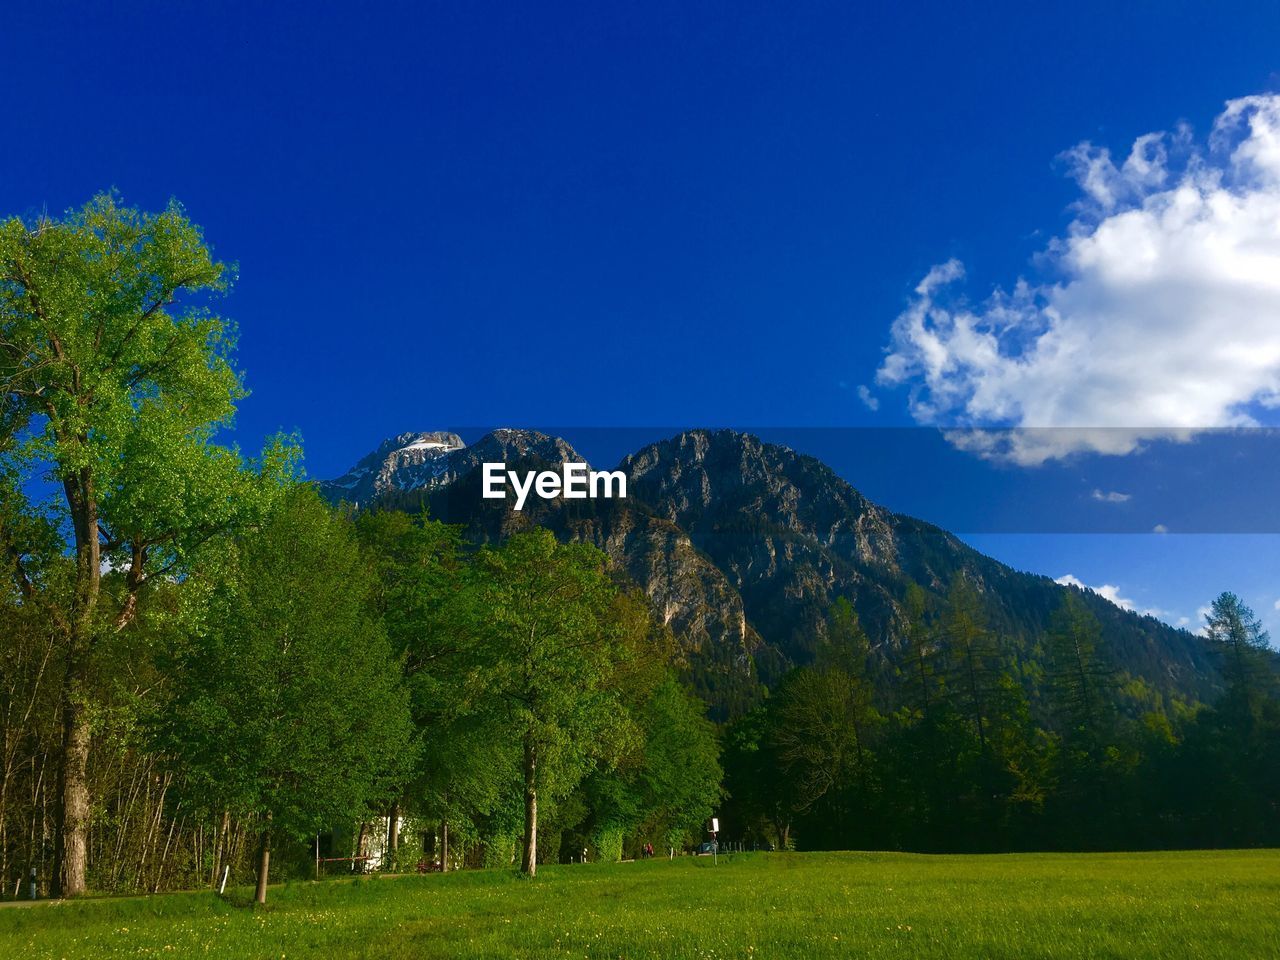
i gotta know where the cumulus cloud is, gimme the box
[1152,523,1169,533]
[1055,574,1134,610]
[856,384,879,410]
[1055,573,1161,616]
[1091,489,1131,503]
[1194,603,1214,636]
[876,95,1280,465]
[1274,598,1280,611]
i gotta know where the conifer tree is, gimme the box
[1204,592,1272,712]
[1046,592,1115,758]
[943,578,999,753]
[902,582,939,721]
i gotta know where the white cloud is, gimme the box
[1194,603,1214,636]
[1060,575,1136,609]
[1055,573,1161,617]
[856,384,879,411]
[1055,573,1135,609]
[1273,598,1280,611]
[1091,489,1131,503]
[876,94,1280,465]
[1152,523,1169,533]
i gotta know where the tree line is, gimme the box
[722,584,1280,853]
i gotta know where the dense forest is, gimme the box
[1,197,1277,903]
[722,586,1280,854]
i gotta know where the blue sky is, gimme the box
[4,1,1280,637]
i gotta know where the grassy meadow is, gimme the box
[3,850,1277,960]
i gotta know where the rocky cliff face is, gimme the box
[623,430,905,664]
[322,427,1218,717]
[623,430,1216,699]
[558,506,769,716]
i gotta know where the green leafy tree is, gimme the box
[580,675,722,859]
[721,706,797,850]
[1045,589,1121,846]
[0,194,271,896]
[469,529,639,876]
[163,487,413,903]
[632,678,722,850]
[355,508,476,866]
[769,601,881,834]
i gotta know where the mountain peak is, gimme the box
[317,428,587,506]
[318,430,466,504]
[471,428,584,461]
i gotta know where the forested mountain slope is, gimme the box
[321,428,1219,717]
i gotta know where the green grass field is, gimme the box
[3,850,1277,959]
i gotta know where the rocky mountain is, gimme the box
[322,431,465,503]
[320,428,1219,718]
[320,429,580,506]
[621,430,1216,701]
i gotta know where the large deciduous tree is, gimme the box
[355,508,511,871]
[164,487,414,904]
[470,529,638,877]
[0,194,263,896]
[628,678,722,851]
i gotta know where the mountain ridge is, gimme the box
[318,428,1218,717]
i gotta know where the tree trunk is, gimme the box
[386,802,399,869]
[439,819,448,872]
[254,828,271,905]
[53,472,101,899]
[353,821,366,873]
[211,810,229,887]
[521,737,537,876]
[53,677,92,897]
[965,646,988,754]
[916,650,932,720]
